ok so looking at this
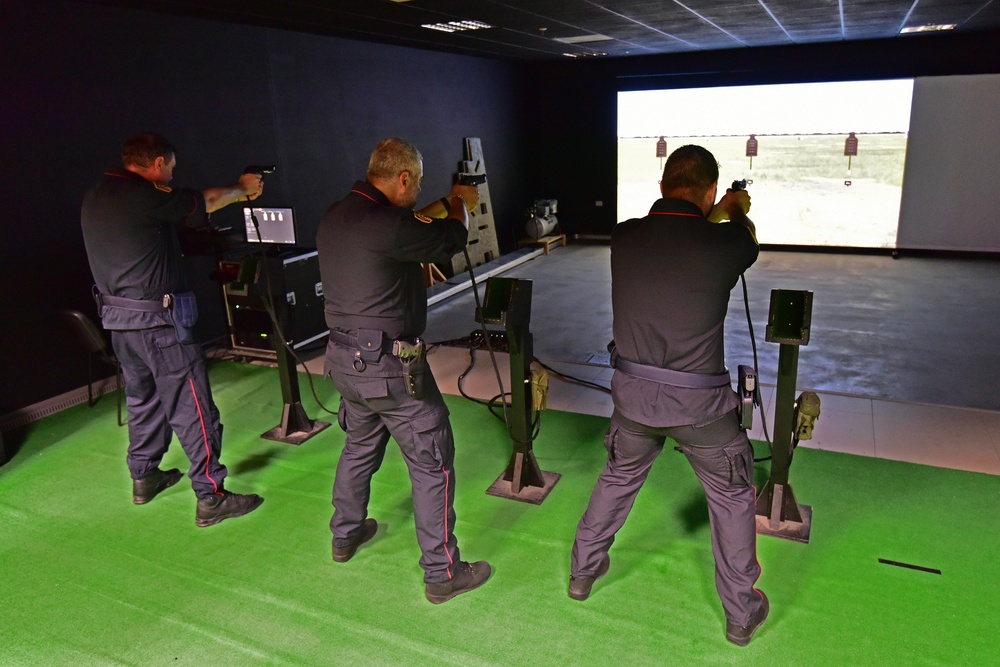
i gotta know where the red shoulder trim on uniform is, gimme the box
[351,189,379,204]
[650,211,702,218]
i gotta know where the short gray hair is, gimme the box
[367,137,422,181]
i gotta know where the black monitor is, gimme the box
[243,206,297,245]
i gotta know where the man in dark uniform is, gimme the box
[568,145,769,646]
[81,132,265,527]
[316,136,491,603]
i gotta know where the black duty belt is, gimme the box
[95,292,168,313]
[329,328,425,375]
[328,328,395,355]
[610,346,731,389]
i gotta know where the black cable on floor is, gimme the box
[243,236,337,417]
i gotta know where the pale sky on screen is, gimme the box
[618,79,915,137]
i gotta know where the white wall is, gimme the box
[898,74,1000,252]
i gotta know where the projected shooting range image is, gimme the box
[617,80,915,248]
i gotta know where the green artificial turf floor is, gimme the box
[1,360,998,666]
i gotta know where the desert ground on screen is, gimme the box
[618,135,908,247]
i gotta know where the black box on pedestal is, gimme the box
[221,250,328,354]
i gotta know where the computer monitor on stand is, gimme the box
[243,206,297,247]
[240,206,329,445]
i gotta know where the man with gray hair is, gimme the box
[316,137,490,603]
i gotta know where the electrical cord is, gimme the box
[455,338,490,406]
[533,358,611,394]
[242,207,528,428]
[246,209,338,416]
[450,338,542,435]
[455,245,541,447]
[432,246,763,459]
[741,273,773,462]
[244,205,575,439]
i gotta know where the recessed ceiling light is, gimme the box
[563,51,608,58]
[554,34,612,44]
[421,20,493,33]
[900,23,956,34]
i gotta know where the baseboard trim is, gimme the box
[1,377,120,432]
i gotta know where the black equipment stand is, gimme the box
[256,252,329,445]
[260,322,330,445]
[755,289,813,543]
[477,278,559,504]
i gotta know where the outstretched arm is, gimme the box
[203,173,263,213]
[708,188,757,242]
[418,183,480,229]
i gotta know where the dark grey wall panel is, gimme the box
[0,0,525,415]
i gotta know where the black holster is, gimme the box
[394,338,427,399]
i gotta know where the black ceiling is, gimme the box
[82,0,1000,61]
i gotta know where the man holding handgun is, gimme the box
[568,145,768,646]
[316,136,491,603]
[81,132,265,526]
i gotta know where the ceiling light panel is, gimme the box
[553,33,613,44]
[421,20,493,33]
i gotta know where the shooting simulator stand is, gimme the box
[477,277,560,504]
[755,289,814,543]
[259,257,330,446]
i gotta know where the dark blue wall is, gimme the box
[0,0,527,414]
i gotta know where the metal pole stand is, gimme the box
[755,289,814,543]
[477,278,560,504]
[261,289,329,445]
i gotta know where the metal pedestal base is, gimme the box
[487,470,561,505]
[261,401,330,445]
[755,480,812,543]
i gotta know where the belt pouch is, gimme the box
[169,292,199,344]
[356,328,385,363]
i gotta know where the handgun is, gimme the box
[458,173,486,186]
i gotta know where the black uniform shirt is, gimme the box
[316,180,468,340]
[81,168,207,330]
[610,197,759,427]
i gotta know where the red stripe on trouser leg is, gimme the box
[189,377,222,495]
[442,466,454,578]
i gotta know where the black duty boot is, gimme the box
[132,468,183,505]
[726,591,769,646]
[425,561,492,604]
[195,491,264,527]
[568,555,610,601]
[332,519,378,562]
